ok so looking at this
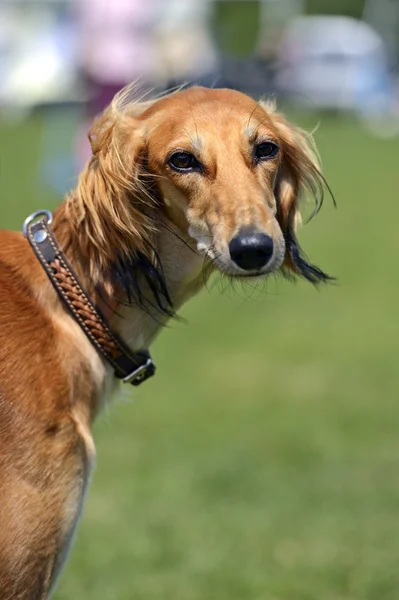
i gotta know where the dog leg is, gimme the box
[0,413,94,600]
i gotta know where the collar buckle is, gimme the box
[122,358,156,386]
[23,210,53,237]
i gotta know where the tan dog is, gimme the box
[0,86,331,599]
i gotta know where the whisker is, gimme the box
[246,101,261,133]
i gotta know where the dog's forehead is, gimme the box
[145,87,274,141]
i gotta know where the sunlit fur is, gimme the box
[0,86,332,599]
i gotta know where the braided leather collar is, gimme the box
[23,210,155,386]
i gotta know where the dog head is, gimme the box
[68,86,332,312]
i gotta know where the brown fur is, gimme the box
[0,86,329,598]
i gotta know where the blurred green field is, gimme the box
[1,111,399,600]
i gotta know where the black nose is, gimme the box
[229,233,274,271]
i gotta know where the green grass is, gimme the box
[1,110,399,600]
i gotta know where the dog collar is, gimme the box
[23,210,156,386]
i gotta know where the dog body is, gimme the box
[0,87,329,598]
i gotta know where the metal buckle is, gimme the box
[123,358,155,386]
[23,210,53,237]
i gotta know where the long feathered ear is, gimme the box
[262,102,333,283]
[66,93,153,279]
[64,87,173,314]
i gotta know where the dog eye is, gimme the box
[254,142,279,161]
[168,152,202,172]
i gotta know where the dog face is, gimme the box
[142,88,284,277]
[138,87,328,281]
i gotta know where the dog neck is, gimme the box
[109,218,206,351]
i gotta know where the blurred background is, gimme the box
[1,1,399,598]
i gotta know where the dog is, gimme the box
[0,86,331,599]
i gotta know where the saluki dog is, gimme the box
[0,86,331,598]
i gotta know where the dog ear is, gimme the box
[262,104,332,283]
[66,89,160,284]
[64,87,174,314]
